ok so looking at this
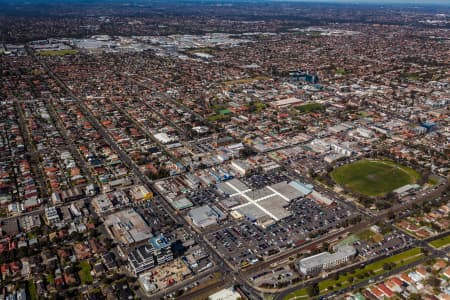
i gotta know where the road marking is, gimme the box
[267,186,291,202]
[225,181,279,221]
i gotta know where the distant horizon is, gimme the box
[0,0,449,4]
[271,0,449,5]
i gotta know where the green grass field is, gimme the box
[78,260,93,285]
[406,74,421,81]
[38,49,78,56]
[335,68,348,75]
[331,160,420,197]
[357,229,378,242]
[429,235,450,249]
[285,248,424,299]
[295,102,325,113]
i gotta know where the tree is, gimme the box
[409,294,422,300]
[307,283,320,297]
[332,272,339,281]
[322,242,330,252]
[426,277,441,288]
[239,146,256,158]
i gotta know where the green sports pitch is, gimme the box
[331,159,420,197]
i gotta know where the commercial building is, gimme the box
[150,233,173,265]
[92,194,113,214]
[44,206,60,225]
[297,245,357,275]
[128,244,155,275]
[270,97,303,108]
[104,209,153,248]
[208,287,241,300]
[393,184,421,196]
[188,205,226,228]
[130,185,153,202]
[356,127,375,138]
[219,179,305,223]
[128,234,173,276]
[230,160,252,176]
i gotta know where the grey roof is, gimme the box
[269,181,304,201]
[221,195,247,209]
[128,244,155,274]
[188,205,224,227]
[299,245,356,270]
[289,181,313,196]
[217,182,239,195]
[217,178,250,195]
[258,195,292,220]
[243,187,273,201]
[237,204,266,220]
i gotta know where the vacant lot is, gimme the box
[331,160,420,197]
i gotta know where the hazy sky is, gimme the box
[271,0,449,4]
[0,0,449,5]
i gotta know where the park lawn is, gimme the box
[294,102,324,113]
[331,160,420,197]
[407,74,421,81]
[356,229,384,243]
[429,235,450,249]
[335,68,348,75]
[78,260,93,285]
[37,49,79,56]
[207,114,230,122]
[284,248,424,299]
[284,288,309,299]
